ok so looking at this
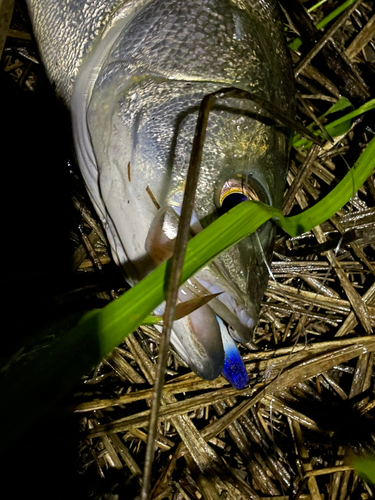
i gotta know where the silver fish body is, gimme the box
[26,0,295,384]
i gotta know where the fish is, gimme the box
[26,0,295,388]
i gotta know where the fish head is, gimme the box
[85,80,291,383]
[27,0,295,385]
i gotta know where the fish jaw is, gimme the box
[144,203,273,385]
[154,282,250,384]
[173,287,226,380]
[144,204,258,384]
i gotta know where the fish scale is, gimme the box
[26,0,295,385]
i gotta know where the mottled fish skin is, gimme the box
[26,0,129,104]
[26,0,294,384]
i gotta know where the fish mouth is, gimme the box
[188,276,257,340]
[146,205,262,388]
[167,273,258,389]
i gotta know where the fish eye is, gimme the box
[218,178,268,214]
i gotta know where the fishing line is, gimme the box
[340,150,356,213]
[312,233,344,300]
[254,231,308,470]
[254,231,307,355]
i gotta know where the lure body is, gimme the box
[26,0,294,386]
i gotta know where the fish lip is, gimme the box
[156,289,225,380]
[187,276,258,343]
[168,330,223,380]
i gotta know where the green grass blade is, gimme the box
[315,0,358,30]
[289,0,358,52]
[291,96,353,145]
[1,135,375,451]
[321,96,352,116]
[307,0,327,14]
[350,455,375,485]
[293,99,375,149]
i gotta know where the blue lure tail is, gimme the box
[217,316,249,390]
